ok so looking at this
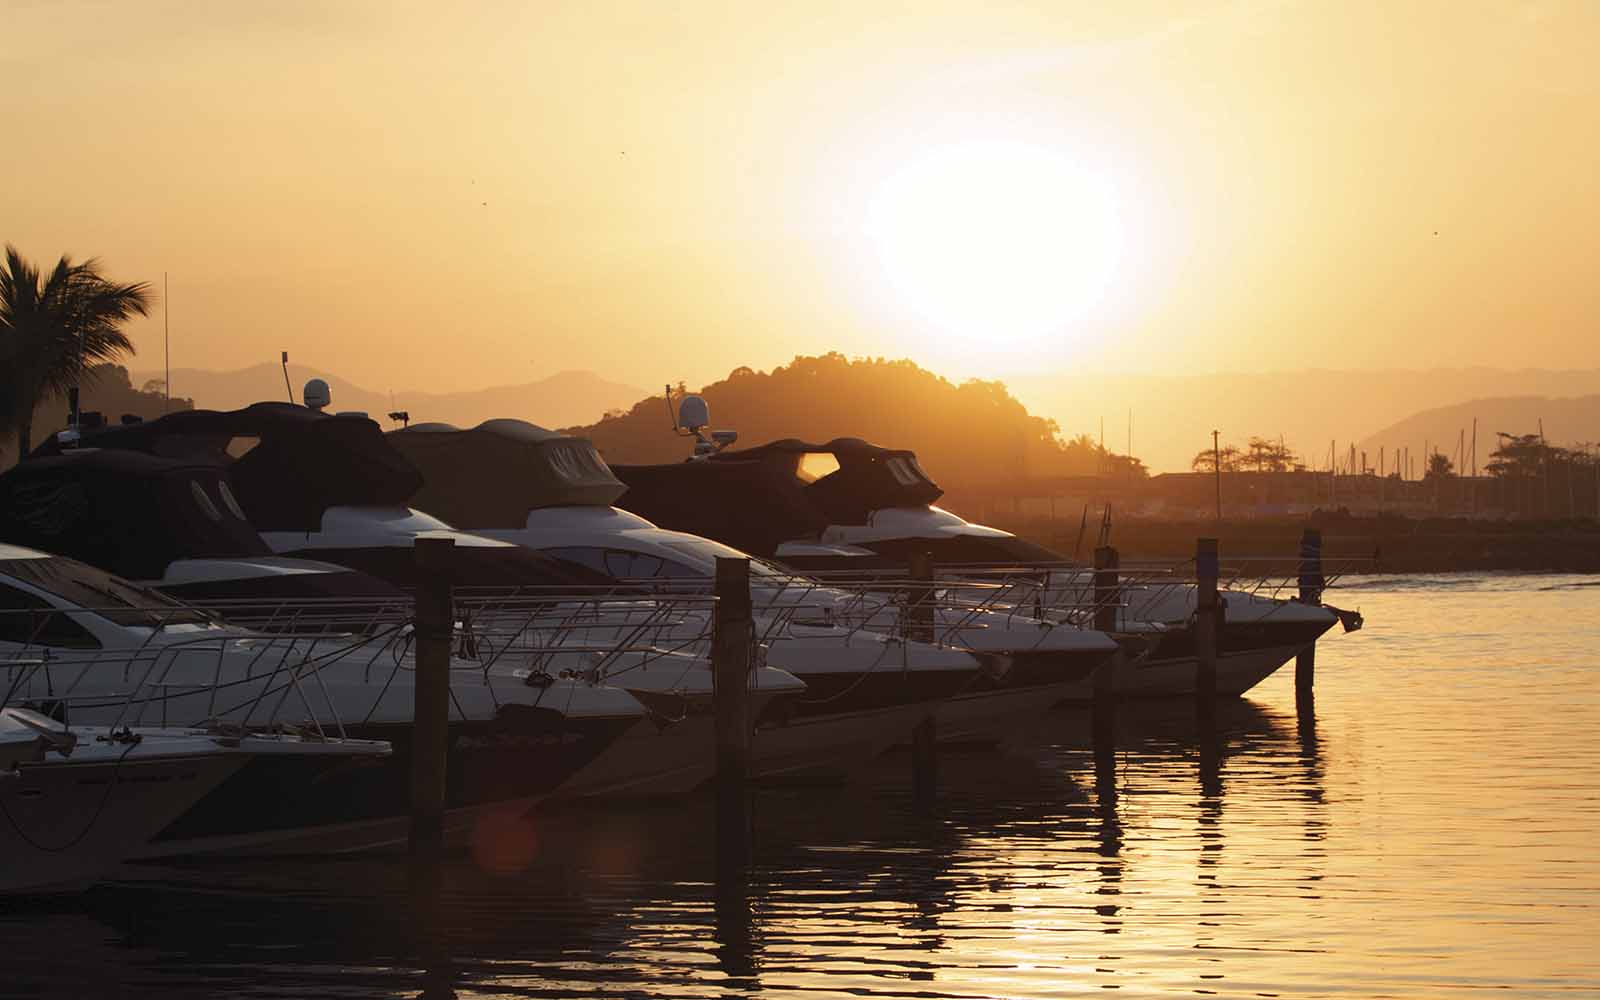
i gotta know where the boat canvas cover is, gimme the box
[0,450,272,580]
[614,438,942,556]
[388,419,626,528]
[30,403,424,533]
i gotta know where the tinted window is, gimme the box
[0,558,210,628]
[860,534,1066,565]
[0,584,101,648]
[543,546,704,582]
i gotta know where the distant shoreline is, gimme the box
[996,513,1600,575]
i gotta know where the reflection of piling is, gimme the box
[1194,538,1220,717]
[410,537,454,862]
[1091,545,1120,750]
[410,859,457,999]
[907,551,937,807]
[1295,528,1323,709]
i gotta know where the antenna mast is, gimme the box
[163,271,170,412]
[281,352,293,403]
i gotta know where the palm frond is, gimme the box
[0,247,148,436]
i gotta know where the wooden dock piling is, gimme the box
[1194,537,1220,715]
[1092,545,1120,748]
[907,551,937,806]
[713,557,755,865]
[712,557,755,791]
[1296,527,1324,705]
[410,536,454,861]
[906,551,936,644]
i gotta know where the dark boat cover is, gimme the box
[0,449,272,579]
[30,402,424,532]
[388,419,626,528]
[614,438,943,556]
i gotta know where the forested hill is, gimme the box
[563,354,1139,486]
[1,365,191,469]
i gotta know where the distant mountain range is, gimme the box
[1001,368,1600,473]
[131,364,650,432]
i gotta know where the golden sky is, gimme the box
[4,1,1596,394]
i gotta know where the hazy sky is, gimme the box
[4,1,1596,395]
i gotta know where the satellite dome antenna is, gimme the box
[668,387,736,459]
[303,378,331,412]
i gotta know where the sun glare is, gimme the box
[861,142,1129,360]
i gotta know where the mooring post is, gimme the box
[1295,527,1324,707]
[908,550,937,806]
[906,550,936,644]
[410,536,455,862]
[713,557,755,790]
[1194,537,1220,715]
[713,557,754,865]
[1091,545,1120,750]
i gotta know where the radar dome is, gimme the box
[677,394,709,431]
[303,378,331,411]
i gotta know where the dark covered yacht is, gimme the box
[610,436,1057,568]
[614,421,1342,699]
[29,402,611,595]
[0,448,404,626]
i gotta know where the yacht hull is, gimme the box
[751,700,933,779]
[1,751,246,892]
[1059,618,1335,700]
[136,710,636,857]
[933,679,1083,744]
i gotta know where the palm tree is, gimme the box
[0,245,150,458]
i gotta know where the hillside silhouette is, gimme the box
[131,364,649,432]
[0,365,191,468]
[1356,394,1600,469]
[566,353,1139,486]
[1005,367,1600,473]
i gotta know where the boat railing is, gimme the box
[0,590,726,732]
[790,554,1367,630]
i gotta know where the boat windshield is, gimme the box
[655,536,796,580]
[0,557,213,628]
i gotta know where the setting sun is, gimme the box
[861,142,1130,359]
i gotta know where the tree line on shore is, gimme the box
[1191,431,1599,486]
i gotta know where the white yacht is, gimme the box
[613,416,1343,700]
[386,419,1116,751]
[0,544,649,852]
[14,405,806,800]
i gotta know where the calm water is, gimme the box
[5,574,1597,999]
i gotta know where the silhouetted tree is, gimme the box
[1424,452,1455,481]
[1192,445,1241,474]
[0,246,150,456]
[1486,433,1558,479]
[1243,436,1299,472]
